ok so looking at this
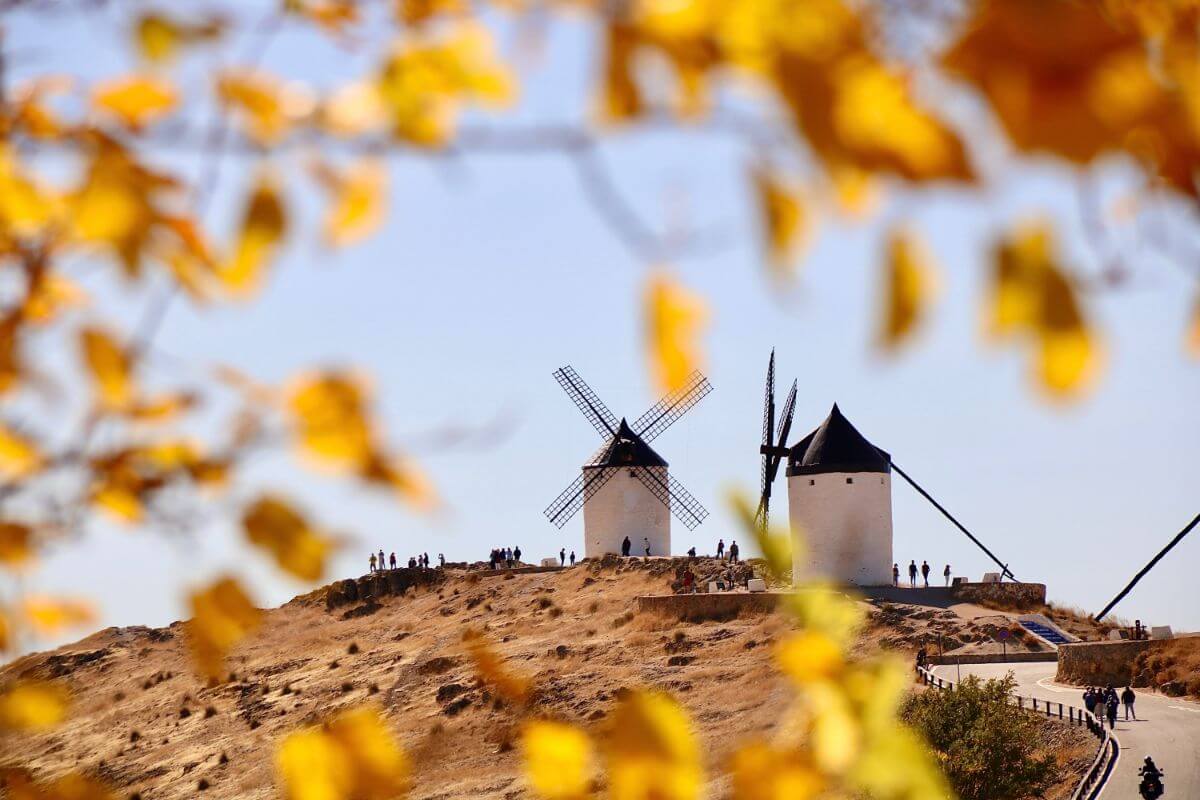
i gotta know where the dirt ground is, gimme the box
[1,558,1091,800]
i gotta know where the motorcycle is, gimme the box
[1139,766,1164,800]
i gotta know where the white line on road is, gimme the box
[1168,705,1200,713]
[1036,677,1075,693]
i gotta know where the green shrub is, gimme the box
[901,675,1057,800]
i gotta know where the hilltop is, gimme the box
[2,557,1092,800]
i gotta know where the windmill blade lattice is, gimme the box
[630,468,709,530]
[553,366,619,437]
[631,371,713,443]
[543,467,619,528]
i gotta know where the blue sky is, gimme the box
[9,3,1200,653]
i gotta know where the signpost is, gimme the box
[999,628,1010,662]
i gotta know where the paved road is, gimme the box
[932,661,1200,800]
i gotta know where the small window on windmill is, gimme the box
[809,479,815,486]
[846,477,853,484]
[629,469,637,477]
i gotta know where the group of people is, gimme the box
[893,560,951,587]
[714,539,740,562]
[619,536,656,557]
[368,550,442,572]
[1083,685,1137,729]
[489,546,522,569]
[557,547,576,566]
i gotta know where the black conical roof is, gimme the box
[787,404,889,475]
[585,418,668,468]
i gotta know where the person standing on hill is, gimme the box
[513,546,521,564]
[717,539,725,560]
[729,541,739,563]
[369,553,377,573]
[892,563,900,586]
[943,564,951,586]
[569,550,576,566]
[920,561,931,587]
[643,537,651,557]
[439,553,445,567]
[559,547,566,566]
[621,536,631,557]
[389,552,397,570]
[908,561,918,587]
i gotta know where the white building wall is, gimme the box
[582,467,670,558]
[788,471,893,586]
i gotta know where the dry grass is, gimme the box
[1133,637,1200,698]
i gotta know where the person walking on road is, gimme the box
[943,564,951,586]
[908,561,918,587]
[621,536,631,557]
[1105,695,1118,730]
[1122,686,1137,720]
[920,561,931,587]
[717,539,725,560]
[892,563,900,586]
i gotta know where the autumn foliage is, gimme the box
[1,0,1199,798]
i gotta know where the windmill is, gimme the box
[757,349,1021,587]
[756,349,797,532]
[544,366,712,558]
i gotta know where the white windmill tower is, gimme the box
[544,366,712,558]
[757,353,894,586]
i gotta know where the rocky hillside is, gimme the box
[1,557,1089,800]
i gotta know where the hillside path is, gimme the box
[932,661,1200,800]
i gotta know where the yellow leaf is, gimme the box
[0,522,34,565]
[0,424,43,479]
[22,597,95,634]
[360,451,437,509]
[321,82,386,137]
[24,273,88,325]
[187,576,261,679]
[243,495,336,582]
[291,0,361,35]
[604,690,701,800]
[92,483,143,524]
[0,681,68,731]
[287,372,374,468]
[752,166,806,273]
[831,56,971,181]
[878,227,936,351]
[277,705,408,800]
[0,609,9,651]
[776,631,843,684]
[79,327,134,409]
[730,742,823,800]
[312,159,387,247]
[135,13,224,63]
[644,272,708,394]
[600,23,644,122]
[220,173,287,296]
[987,224,1102,398]
[92,75,178,131]
[217,71,314,145]
[463,628,529,702]
[124,392,198,423]
[0,146,58,238]
[522,720,593,800]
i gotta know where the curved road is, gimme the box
[931,661,1200,800]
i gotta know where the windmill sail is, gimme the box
[553,366,619,437]
[631,371,713,443]
[630,468,709,530]
[543,467,619,528]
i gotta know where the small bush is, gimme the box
[902,675,1056,800]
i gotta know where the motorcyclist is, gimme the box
[1139,756,1164,799]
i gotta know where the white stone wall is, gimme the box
[788,471,893,586]
[582,467,671,558]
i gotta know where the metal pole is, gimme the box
[891,462,1018,581]
[1094,510,1200,620]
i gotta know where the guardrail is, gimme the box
[915,665,1118,800]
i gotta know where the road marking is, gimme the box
[1036,677,1075,693]
[1168,705,1200,713]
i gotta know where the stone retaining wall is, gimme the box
[324,568,446,611]
[928,651,1058,666]
[949,581,1046,608]
[1056,639,1161,686]
[636,592,780,621]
